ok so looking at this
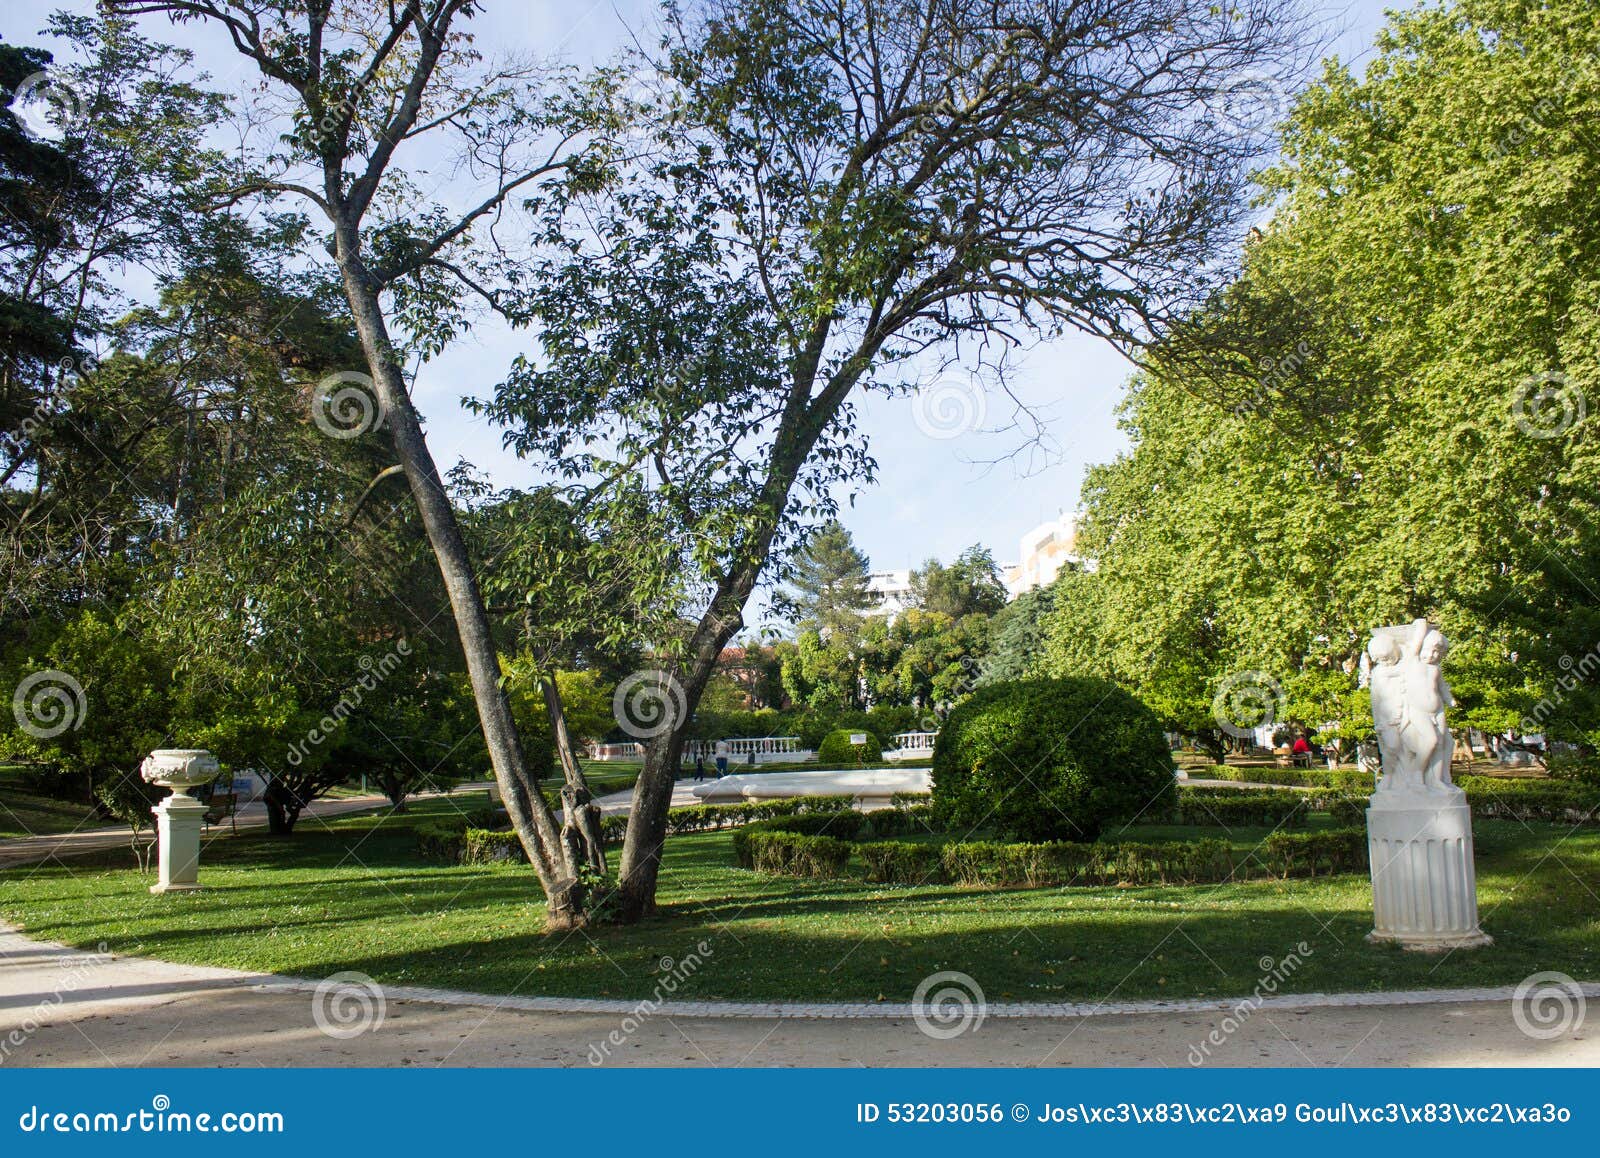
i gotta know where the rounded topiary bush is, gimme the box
[932,678,1175,842]
[817,728,883,765]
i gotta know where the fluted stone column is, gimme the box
[1366,791,1490,950]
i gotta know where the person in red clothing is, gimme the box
[1291,735,1311,756]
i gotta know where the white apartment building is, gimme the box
[1002,513,1087,598]
[866,568,914,617]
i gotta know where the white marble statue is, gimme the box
[1368,619,1456,796]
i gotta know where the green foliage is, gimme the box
[857,840,944,885]
[776,521,875,634]
[740,830,854,878]
[980,583,1056,685]
[1257,830,1369,879]
[932,677,1176,842]
[817,728,882,766]
[1199,765,1376,791]
[909,546,1008,619]
[1046,0,1600,750]
[1170,790,1313,829]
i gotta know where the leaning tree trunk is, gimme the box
[542,677,607,876]
[330,221,589,929]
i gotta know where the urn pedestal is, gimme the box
[1365,790,1491,951]
[141,749,219,895]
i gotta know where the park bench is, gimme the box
[203,791,237,833]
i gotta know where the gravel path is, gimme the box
[2,924,1592,1068]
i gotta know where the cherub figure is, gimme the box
[1366,630,1409,792]
[1399,619,1454,792]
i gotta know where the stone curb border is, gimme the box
[248,976,1600,1021]
[7,923,1594,1022]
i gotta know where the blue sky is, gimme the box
[4,0,1400,591]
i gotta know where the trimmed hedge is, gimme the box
[859,840,945,884]
[734,807,1370,889]
[1459,776,1599,823]
[941,837,1235,887]
[1170,790,1312,828]
[418,794,859,865]
[1196,765,1376,791]
[817,728,883,765]
[934,677,1176,842]
[741,829,853,877]
[1259,828,1368,877]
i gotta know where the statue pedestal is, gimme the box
[150,794,208,894]
[1365,791,1491,951]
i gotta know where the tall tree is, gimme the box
[488,0,1311,919]
[1046,0,1600,753]
[105,0,623,926]
[910,545,1008,619]
[776,520,875,633]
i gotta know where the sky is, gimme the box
[3,0,1400,592]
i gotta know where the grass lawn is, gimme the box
[0,783,101,839]
[3,792,1596,1005]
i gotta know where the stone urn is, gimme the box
[140,748,220,801]
[140,748,218,894]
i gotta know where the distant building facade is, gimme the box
[1002,514,1087,598]
[866,568,914,617]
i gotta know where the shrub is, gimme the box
[463,829,527,864]
[1199,765,1375,791]
[859,840,945,884]
[933,677,1175,842]
[1458,777,1599,823]
[740,830,852,877]
[938,836,1233,887]
[1171,790,1312,828]
[731,810,864,863]
[940,839,1097,887]
[1257,828,1368,877]
[817,728,883,765]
